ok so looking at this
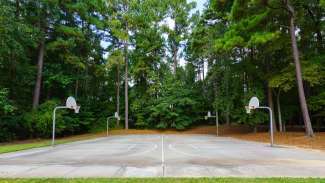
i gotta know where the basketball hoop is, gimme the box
[52,96,80,146]
[204,111,219,136]
[245,106,251,114]
[248,97,259,109]
[107,112,120,136]
[246,96,274,147]
[65,97,80,113]
[74,106,80,113]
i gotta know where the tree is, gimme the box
[284,0,314,137]
[164,0,195,74]
[31,1,59,109]
[106,0,137,129]
[107,50,124,127]
[0,0,324,143]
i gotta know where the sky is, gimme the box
[190,0,207,13]
[102,0,208,65]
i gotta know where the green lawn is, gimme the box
[0,141,50,154]
[0,178,324,183]
[0,134,104,154]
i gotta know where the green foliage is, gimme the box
[148,75,198,130]
[188,0,325,130]
[21,99,94,138]
[270,61,324,91]
[309,92,325,118]
[0,88,16,141]
[321,0,325,7]
[0,0,324,142]
[0,88,15,114]
[247,32,280,46]
[22,100,60,138]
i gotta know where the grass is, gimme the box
[0,133,105,154]
[1,125,324,154]
[0,178,324,183]
[0,126,220,154]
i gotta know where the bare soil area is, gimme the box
[2,125,325,151]
[229,131,325,151]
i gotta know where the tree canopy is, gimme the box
[0,0,324,142]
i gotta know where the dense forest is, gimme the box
[0,0,324,142]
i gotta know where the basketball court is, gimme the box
[0,134,325,177]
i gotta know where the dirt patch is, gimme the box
[108,126,219,135]
[107,125,251,136]
[108,125,325,152]
[3,125,325,152]
[229,132,325,151]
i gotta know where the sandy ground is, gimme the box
[230,132,325,151]
[0,134,325,177]
[108,126,325,151]
[3,125,324,152]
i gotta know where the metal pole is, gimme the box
[52,106,67,146]
[107,116,116,136]
[216,111,219,136]
[52,107,57,146]
[216,110,219,126]
[107,117,109,137]
[258,107,274,147]
[268,107,274,147]
[107,117,110,137]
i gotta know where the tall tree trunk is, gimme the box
[173,46,178,74]
[74,79,79,98]
[285,0,314,137]
[197,63,202,81]
[267,86,277,132]
[207,59,210,73]
[116,61,120,127]
[124,40,129,130]
[10,54,16,100]
[15,0,20,17]
[123,1,129,130]
[225,64,230,125]
[202,60,205,79]
[32,39,45,109]
[304,6,323,53]
[276,89,283,132]
[226,105,230,125]
[84,66,89,100]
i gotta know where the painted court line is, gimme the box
[161,135,165,177]
[189,144,199,150]
[127,144,137,151]
[190,144,220,149]
[168,144,201,157]
[126,143,158,157]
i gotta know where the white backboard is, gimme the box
[248,97,259,109]
[66,96,77,109]
[114,112,120,120]
[75,106,80,113]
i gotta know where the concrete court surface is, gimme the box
[0,134,325,178]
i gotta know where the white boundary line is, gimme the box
[190,144,221,149]
[126,143,158,157]
[127,144,137,151]
[161,135,164,164]
[168,143,222,157]
[161,135,165,177]
[189,144,199,150]
[168,144,202,157]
